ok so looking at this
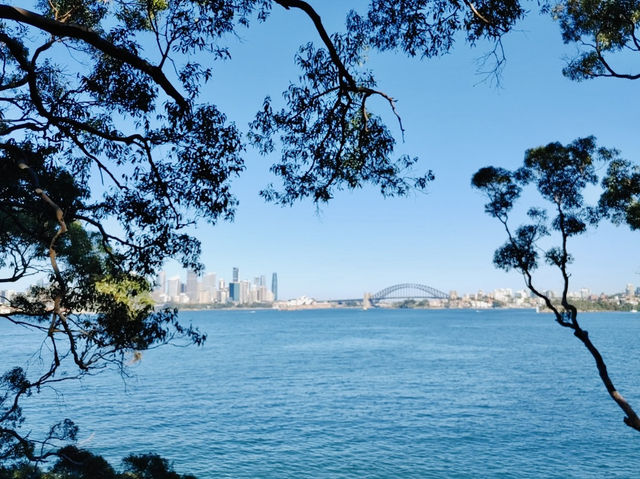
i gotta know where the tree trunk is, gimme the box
[573,328,640,432]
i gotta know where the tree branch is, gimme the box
[0,5,188,109]
[274,0,356,88]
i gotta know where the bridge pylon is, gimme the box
[363,292,372,310]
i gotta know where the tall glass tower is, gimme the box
[271,272,278,301]
[232,267,239,282]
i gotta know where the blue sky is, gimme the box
[166,4,638,300]
[7,3,637,301]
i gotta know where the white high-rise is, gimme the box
[200,272,217,303]
[167,276,181,302]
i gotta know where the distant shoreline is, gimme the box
[163,304,639,313]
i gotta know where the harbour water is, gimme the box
[4,308,640,478]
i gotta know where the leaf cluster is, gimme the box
[553,0,640,80]
[472,136,615,275]
[250,35,433,204]
[0,447,197,479]
[349,0,525,57]
[600,158,640,229]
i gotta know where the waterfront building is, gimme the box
[626,283,635,298]
[493,288,513,302]
[232,267,239,283]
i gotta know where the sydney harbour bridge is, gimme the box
[330,283,449,308]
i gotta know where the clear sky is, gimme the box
[161,3,637,300]
[7,3,637,301]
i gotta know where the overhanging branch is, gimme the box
[0,5,189,109]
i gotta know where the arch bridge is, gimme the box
[366,283,448,306]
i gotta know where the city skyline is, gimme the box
[149,264,640,303]
[152,267,277,305]
[3,271,638,306]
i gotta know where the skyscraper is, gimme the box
[232,267,239,282]
[156,271,166,293]
[152,271,167,302]
[167,276,181,302]
[201,272,217,303]
[229,282,240,302]
[271,272,278,301]
[186,270,199,303]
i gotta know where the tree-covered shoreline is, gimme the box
[0,447,196,479]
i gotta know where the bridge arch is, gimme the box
[370,283,448,302]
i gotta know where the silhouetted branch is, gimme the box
[0,5,188,109]
[275,0,405,136]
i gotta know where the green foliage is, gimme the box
[600,158,640,229]
[121,454,196,479]
[493,224,545,272]
[249,38,433,204]
[472,137,617,275]
[521,136,602,210]
[347,0,525,57]
[553,0,640,80]
[471,167,521,219]
[0,448,197,479]
[37,0,108,27]
[52,446,117,479]
[540,298,639,312]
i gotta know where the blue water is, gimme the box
[3,309,640,477]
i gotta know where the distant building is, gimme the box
[229,282,240,302]
[626,283,635,298]
[200,272,217,303]
[240,280,250,304]
[272,272,278,301]
[186,270,199,303]
[493,288,513,302]
[152,271,167,302]
[167,276,181,302]
[232,267,239,283]
[157,271,166,292]
[218,289,228,303]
